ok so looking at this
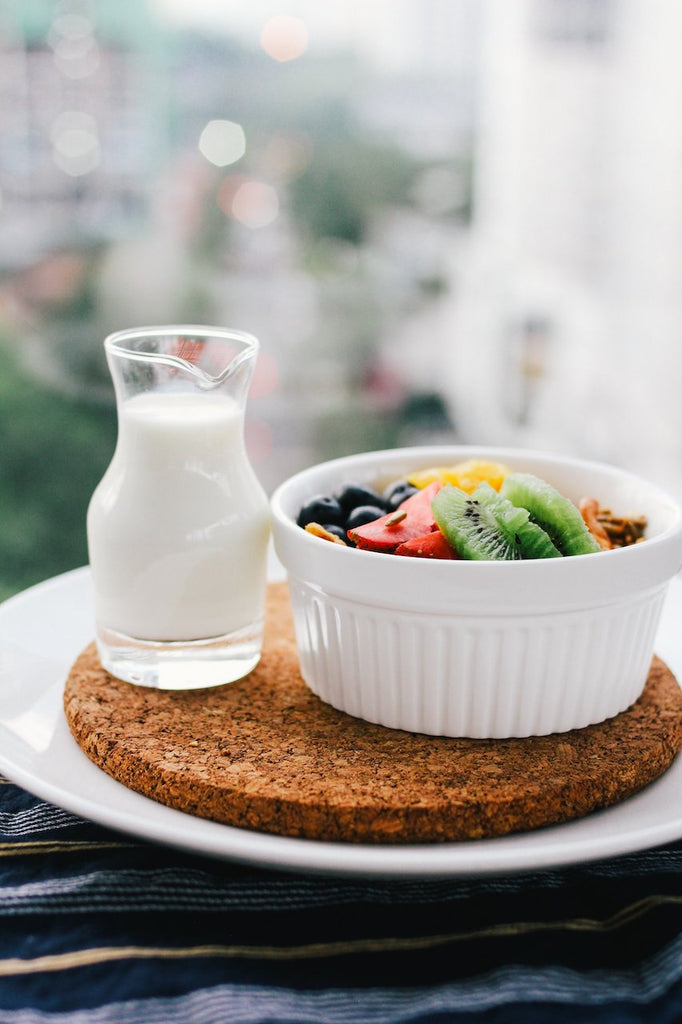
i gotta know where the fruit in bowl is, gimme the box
[270,447,682,739]
[295,457,646,560]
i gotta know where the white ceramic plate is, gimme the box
[0,565,681,878]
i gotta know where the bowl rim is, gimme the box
[272,442,679,532]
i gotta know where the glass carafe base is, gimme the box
[95,621,263,690]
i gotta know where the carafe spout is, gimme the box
[104,325,259,403]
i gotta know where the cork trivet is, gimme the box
[63,583,682,844]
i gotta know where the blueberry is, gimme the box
[383,480,418,511]
[336,483,386,515]
[346,504,386,532]
[297,494,345,529]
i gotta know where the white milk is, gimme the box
[87,391,270,642]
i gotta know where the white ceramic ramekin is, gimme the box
[270,446,682,738]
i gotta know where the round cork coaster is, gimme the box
[63,583,682,844]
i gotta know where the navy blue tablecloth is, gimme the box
[0,775,680,1022]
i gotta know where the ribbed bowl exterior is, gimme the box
[288,577,668,737]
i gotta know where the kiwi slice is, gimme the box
[432,483,561,560]
[474,482,562,559]
[500,473,601,556]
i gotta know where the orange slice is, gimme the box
[407,459,511,494]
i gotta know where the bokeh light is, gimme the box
[250,351,279,398]
[51,111,100,176]
[49,12,100,79]
[219,178,280,229]
[232,181,279,228]
[260,15,308,62]
[198,119,246,167]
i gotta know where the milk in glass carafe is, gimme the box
[87,326,271,689]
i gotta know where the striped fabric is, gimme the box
[0,776,680,1022]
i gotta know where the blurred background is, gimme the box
[1,0,681,599]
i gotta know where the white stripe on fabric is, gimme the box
[0,806,83,836]
[0,933,679,1024]
[0,850,681,914]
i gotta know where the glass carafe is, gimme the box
[87,326,271,689]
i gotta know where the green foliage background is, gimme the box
[0,340,116,600]
[0,31,468,604]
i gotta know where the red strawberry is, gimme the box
[349,481,442,552]
[394,529,457,559]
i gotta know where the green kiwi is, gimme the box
[474,482,562,559]
[432,483,561,561]
[500,472,601,556]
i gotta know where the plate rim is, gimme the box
[0,565,681,878]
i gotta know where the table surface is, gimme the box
[0,771,679,1023]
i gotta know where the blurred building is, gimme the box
[0,0,166,270]
[355,0,479,159]
[445,0,682,496]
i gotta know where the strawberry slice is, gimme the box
[394,529,457,559]
[349,481,442,552]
